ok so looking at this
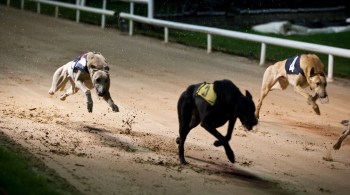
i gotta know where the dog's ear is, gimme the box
[310,67,315,77]
[245,90,253,100]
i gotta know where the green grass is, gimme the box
[1,0,349,78]
[0,135,79,195]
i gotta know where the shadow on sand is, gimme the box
[187,156,293,194]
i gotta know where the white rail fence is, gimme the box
[5,0,350,81]
[120,13,350,81]
[6,0,115,28]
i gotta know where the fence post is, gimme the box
[7,0,10,6]
[75,0,80,23]
[259,43,266,66]
[101,0,107,28]
[164,27,168,43]
[327,54,334,82]
[129,2,134,36]
[55,6,59,18]
[37,2,41,14]
[21,0,24,10]
[148,0,153,18]
[207,34,212,53]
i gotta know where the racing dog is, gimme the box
[48,52,119,113]
[255,54,328,118]
[333,120,350,150]
[176,79,258,164]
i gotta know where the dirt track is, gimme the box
[1,6,350,194]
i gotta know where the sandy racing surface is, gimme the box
[1,6,350,194]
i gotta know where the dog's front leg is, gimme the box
[294,85,320,115]
[103,92,119,112]
[214,117,237,147]
[60,78,77,101]
[75,79,93,113]
[201,122,235,163]
[85,90,93,112]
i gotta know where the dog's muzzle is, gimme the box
[96,87,107,97]
[243,119,258,131]
[318,92,329,104]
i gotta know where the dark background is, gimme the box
[153,0,350,28]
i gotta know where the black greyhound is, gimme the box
[176,79,258,164]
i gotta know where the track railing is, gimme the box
[120,13,350,81]
[6,0,114,28]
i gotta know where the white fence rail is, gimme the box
[120,13,350,81]
[6,0,114,28]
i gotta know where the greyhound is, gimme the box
[256,54,329,118]
[333,120,350,150]
[48,52,119,113]
[176,79,258,164]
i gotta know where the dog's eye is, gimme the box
[96,78,101,83]
[316,82,320,86]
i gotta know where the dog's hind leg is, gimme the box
[256,66,283,118]
[60,83,78,101]
[333,121,350,150]
[176,92,199,165]
[49,66,69,95]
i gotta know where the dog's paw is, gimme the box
[214,140,223,147]
[59,95,66,101]
[176,137,180,144]
[180,160,188,165]
[312,104,320,115]
[222,144,235,163]
[333,143,341,150]
[87,102,93,113]
[111,104,119,112]
[340,120,349,126]
[179,157,188,165]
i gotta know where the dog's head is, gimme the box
[309,67,328,103]
[87,52,110,71]
[237,90,258,130]
[91,69,110,97]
